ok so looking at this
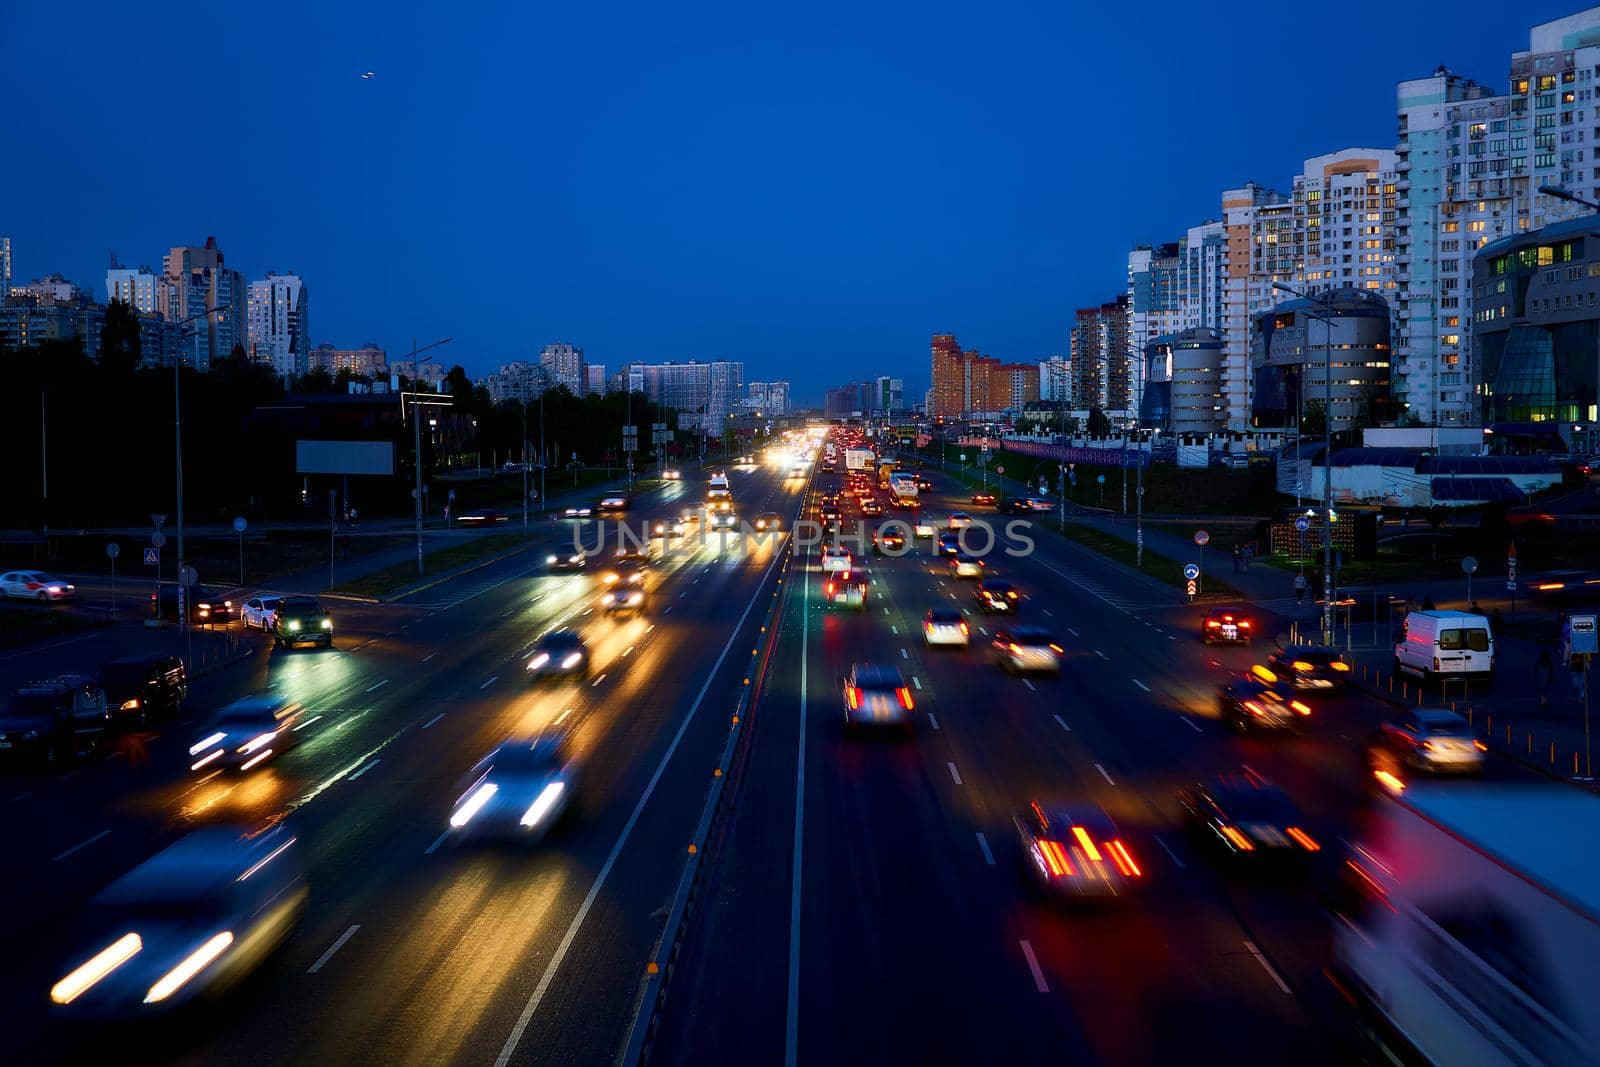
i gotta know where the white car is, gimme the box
[923,608,969,647]
[0,571,75,601]
[821,547,852,574]
[913,517,937,538]
[663,468,682,481]
[240,595,284,631]
[563,505,594,518]
[948,512,974,529]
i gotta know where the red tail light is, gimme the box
[825,582,835,596]
[959,623,969,635]
[1240,620,1252,629]
[1286,827,1320,852]
[846,686,861,710]
[1206,620,1221,628]
[896,687,914,710]
[1107,840,1141,876]
[1038,840,1072,877]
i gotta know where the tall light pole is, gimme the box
[40,386,50,537]
[1273,281,1338,643]
[401,336,453,575]
[172,303,230,638]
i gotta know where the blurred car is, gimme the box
[937,531,962,556]
[601,581,648,616]
[271,595,333,649]
[652,516,687,538]
[188,695,302,773]
[823,567,869,611]
[1002,498,1033,515]
[99,654,186,727]
[1,570,76,602]
[527,630,589,680]
[822,546,852,573]
[913,516,937,538]
[754,512,782,532]
[915,475,934,491]
[662,468,682,481]
[970,492,997,507]
[842,663,916,734]
[457,507,509,525]
[240,594,284,631]
[49,824,306,1017]
[562,504,595,518]
[872,528,907,554]
[597,560,648,589]
[923,608,969,647]
[680,506,702,525]
[597,495,631,513]
[1201,607,1255,646]
[448,737,578,842]
[0,675,109,767]
[948,553,985,579]
[948,512,974,529]
[1376,709,1486,773]
[1216,673,1310,733]
[1022,497,1052,511]
[859,498,884,516]
[1178,773,1321,861]
[1014,801,1142,899]
[1265,644,1351,689]
[547,550,588,572]
[151,585,235,626]
[992,626,1062,673]
[974,580,1021,613]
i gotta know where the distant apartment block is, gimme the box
[310,342,387,377]
[106,264,161,313]
[247,272,310,378]
[163,238,245,369]
[540,342,585,393]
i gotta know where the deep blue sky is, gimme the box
[1,1,1583,404]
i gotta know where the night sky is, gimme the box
[0,0,1574,403]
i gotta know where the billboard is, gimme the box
[295,440,396,476]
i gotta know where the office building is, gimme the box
[875,376,906,412]
[584,363,607,394]
[1471,218,1600,439]
[1138,327,1227,434]
[0,236,10,298]
[247,272,310,378]
[1250,287,1394,431]
[540,342,585,393]
[1126,243,1182,400]
[106,264,161,313]
[162,238,245,369]
[743,380,791,415]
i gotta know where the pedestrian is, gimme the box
[1571,652,1587,700]
[1469,599,1482,616]
[1243,542,1254,572]
[1232,544,1242,573]
[1293,572,1308,605]
[1536,649,1554,707]
[1491,607,1504,638]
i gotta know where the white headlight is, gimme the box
[521,781,566,827]
[561,652,583,669]
[189,731,226,755]
[450,782,498,827]
[547,555,558,564]
[322,618,333,629]
[529,653,550,670]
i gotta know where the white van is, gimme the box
[1393,609,1494,684]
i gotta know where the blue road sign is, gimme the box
[1182,563,1200,581]
[143,547,159,566]
[1294,515,1311,532]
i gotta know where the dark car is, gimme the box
[1266,644,1351,690]
[527,630,589,680]
[547,550,588,572]
[936,531,962,556]
[872,528,907,554]
[99,654,186,726]
[0,676,110,767]
[974,580,1022,613]
[150,585,235,626]
[272,596,334,649]
[1014,801,1143,899]
[1002,497,1033,515]
[970,492,997,507]
[1201,607,1255,646]
[842,663,915,734]
[1178,773,1321,862]
[992,626,1062,673]
[915,475,933,491]
[1215,673,1309,734]
[458,507,509,525]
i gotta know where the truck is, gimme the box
[876,456,898,489]
[1332,783,1600,1066]
[888,471,919,508]
[706,471,733,512]
[845,448,874,472]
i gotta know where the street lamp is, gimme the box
[401,336,453,575]
[1539,184,1600,212]
[172,303,230,639]
[1272,281,1338,644]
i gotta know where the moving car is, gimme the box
[188,695,303,773]
[974,580,1021,613]
[923,608,970,647]
[1393,609,1494,685]
[991,626,1063,673]
[753,512,782,532]
[1266,644,1351,689]
[1002,497,1033,515]
[0,570,75,602]
[948,511,974,529]
[562,504,595,518]
[823,567,869,611]
[527,630,589,680]
[1014,801,1142,899]
[1200,607,1255,646]
[457,507,509,525]
[948,553,985,579]
[970,492,996,507]
[859,497,884,516]
[601,578,648,616]
[709,510,738,531]
[1375,709,1486,774]
[547,550,587,571]
[271,596,333,649]
[842,663,916,734]
[821,546,852,574]
[872,528,907,554]
[597,494,631,513]
[151,585,235,625]
[49,824,306,1017]
[240,595,284,631]
[936,531,962,556]
[652,516,686,538]
[1178,772,1321,862]
[1216,671,1310,733]
[913,516,937,538]
[447,737,578,842]
[99,654,186,727]
[915,475,933,491]
[597,559,647,590]
[0,675,109,767]
[662,468,681,480]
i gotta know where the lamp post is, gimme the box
[40,385,50,537]
[402,336,453,575]
[1273,281,1338,645]
[171,303,230,639]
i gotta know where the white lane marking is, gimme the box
[365,679,389,693]
[1043,609,1054,617]
[422,712,446,730]
[976,832,995,865]
[11,791,33,803]
[1244,941,1293,994]
[1094,650,1108,661]
[307,925,360,974]
[293,714,323,732]
[1053,714,1070,732]
[1132,679,1150,692]
[900,648,908,660]
[1155,835,1186,868]
[499,544,788,1067]
[927,712,939,730]
[1184,718,1204,734]
[977,625,988,635]
[890,625,898,634]
[1168,634,1177,641]
[479,676,499,690]
[1095,763,1116,785]
[1066,626,1080,637]
[500,608,514,618]
[911,676,922,690]
[424,829,451,854]
[1022,678,1037,692]
[349,758,381,781]
[623,645,635,657]
[58,770,79,781]
[785,547,813,1067]
[679,591,688,598]
[591,673,607,687]
[947,762,963,785]
[647,624,656,633]
[1020,940,1049,992]
[422,652,437,662]
[52,829,110,863]
[664,606,673,615]
[882,607,890,615]
[554,708,574,725]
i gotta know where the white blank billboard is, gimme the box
[296,440,395,476]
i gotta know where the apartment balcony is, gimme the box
[1396,253,1411,265]
[1397,197,1410,209]
[1396,160,1410,174]
[1396,141,1410,155]
[1396,179,1411,192]
[1396,272,1411,283]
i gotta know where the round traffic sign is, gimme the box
[233,516,247,533]
[1462,555,1479,575]
[105,542,120,560]
[995,465,1005,475]
[151,531,167,549]
[179,566,198,588]
[1194,530,1210,546]
[1183,563,1201,581]
[1294,516,1311,532]
[1096,474,1106,484]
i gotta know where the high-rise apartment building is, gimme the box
[1222,183,1290,428]
[744,380,791,414]
[584,364,607,394]
[540,343,585,393]
[0,236,12,298]
[107,264,161,313]
[247,273,310,378]
[309,342,387,376]
[930,333,967,417]
[621,360,744,433]
[10,273,81,302]
[1038,356,1071,402]
[1070,297,1130,413]
[162,238,245,370]
[482,360,547,403]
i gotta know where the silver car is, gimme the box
[843,663,916,733]
[448,738,578,842]
[1379,709,1485,773]
[240,594,284,631]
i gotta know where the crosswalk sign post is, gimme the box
[143,547,159,566]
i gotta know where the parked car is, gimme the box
[99,655,186,727]
[240,594,284,631]
[0,676,110,767]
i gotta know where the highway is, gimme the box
[1,459,802,1066]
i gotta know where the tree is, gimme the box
[99,298,142,375]
[1087,407,1111,437]
[1299,399,1328,437]
[297,366,336,393]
